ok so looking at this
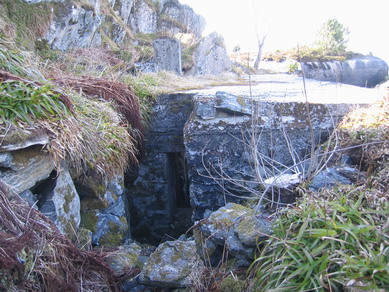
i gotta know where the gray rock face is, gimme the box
[139,240,204,288]
[129,0,158,34]
[47,1,102,51]
[0,152,12,168]
[39,168,81,234]
[153,38,182,74]
[191,32,231,75]
[109,0,133,23]
[302,56,388,88]
[196,203,272,266]
[0,146,55,194]
[160,0,205,38]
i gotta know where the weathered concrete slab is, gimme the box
[184,74,383,104]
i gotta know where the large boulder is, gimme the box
[195,203,272,266]
[184,87,363,219]
[139,240,204,288]
[190,32,232,75]
[38,168,81,234]
[104,243,141,277]
[78,175,131,246]
[301,56,388,87]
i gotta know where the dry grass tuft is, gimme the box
[51,74,144,144]
[339,93,389,176]
[34,95,137,179]
[0,180,121,292]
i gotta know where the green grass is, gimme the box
[249,188,388,291]
[0,80,70,124]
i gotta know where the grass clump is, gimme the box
[249,188,388,291]
[0,40,44,79]
[0,41,140,179]
[0,77,70,124]
[1,0,52,49]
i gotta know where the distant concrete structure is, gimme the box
[153,38,182,75]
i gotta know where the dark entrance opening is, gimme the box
[166,152,191,222]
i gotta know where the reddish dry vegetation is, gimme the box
[0,181,121,292]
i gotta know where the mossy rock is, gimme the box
[80,211,98,233]
[71,227,92,250]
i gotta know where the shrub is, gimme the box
[317,18,350,53]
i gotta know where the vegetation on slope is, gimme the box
[0,39,140,178]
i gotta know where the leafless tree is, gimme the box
[251,0,269,71]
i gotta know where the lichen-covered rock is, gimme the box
[0,128,49,152]
[93,213,129,246]
[0,146,55,194]
[39,168,81,234]
[301,56,388,87]
[79,176,131,246]
[190,32,231,76]
[139,240,204,288]
[104,243,141,276]
[196,203,272,265]
[72,227,93,250]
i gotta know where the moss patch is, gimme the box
[80,212,98,233]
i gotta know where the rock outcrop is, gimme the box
[185,95,357,219]
[190,32,232,75]
[301,56,388,87]
[195,203,272,266]
[139,240,204,288]
[28,0,205,51]
[46,1,103,51]
[153,38,182,74]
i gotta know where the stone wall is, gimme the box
[127,93,195,243]
[184,95,359,219]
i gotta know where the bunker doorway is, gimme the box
[166,152,191,222]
